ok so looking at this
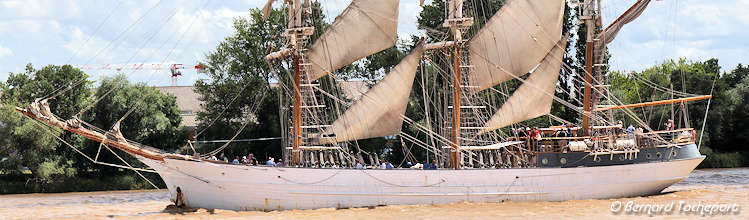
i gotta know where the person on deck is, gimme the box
[530,127,541,150]
[557,125,568,137]
[356,162,364,169]
[428,160,438,170]
[561,124,569,137]
[627,125,635,134]
[616,121,624,135]
[385,161,394,169]
[380,162,387,169]
[266,157,276,166]
[248,154,257,165]
[232,156,240,165]
[665,119,674,131]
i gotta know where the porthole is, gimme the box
[646,153,653,159]
[656,152,663,159]
[541,158,549,165]
[594,157,601,162]
[560,157,567,164]
[672,151,678,157]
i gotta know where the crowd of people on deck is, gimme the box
[205,153,285,167]
[205,152,441,170]
[512,123,576,140]
[509,120,678,140]
[352,160,439,170]
[200,120,681,169]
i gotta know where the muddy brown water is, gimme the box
[1,168,747,219]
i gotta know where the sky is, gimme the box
[0,0,747,87]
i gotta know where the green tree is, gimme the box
[84,74,187,171]
[550,1,580,123]
[3,64,92,119]
[193,7,291,159]
[724,73,749,147]
[605,58,749,167]
[0,63,91,183]
[0,102,72,182]
[724,63,749,88]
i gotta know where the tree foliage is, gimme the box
[193,7,290,159]
[86,75,187,150]
[0,64,90,183]
[1,64,186,191]
[608,58,749,167]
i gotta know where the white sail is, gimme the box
[319,43,424,144]
[598,0,652,45]
[306,0,399,81]
[481,38,567,133]
[468,0,565,91]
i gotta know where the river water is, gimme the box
[1,168,747,219]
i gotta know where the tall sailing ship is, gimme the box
[17,0,711,211]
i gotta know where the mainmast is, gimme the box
[444,0,473,169]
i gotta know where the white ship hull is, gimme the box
[139,148,704,211]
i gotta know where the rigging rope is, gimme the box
[498,4,690,146]
[697,74,717,150]
[29,118,159,190]
[202,86,270,158]
[84,0,208,122]
[45,0,165,101]
[64,0,125,64]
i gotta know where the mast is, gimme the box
[444,0,472,169]
[292,54,303,165]
[267,0,400,167]
[286,0,314,166]
[580,0,654,134]
[451,44,462,169]
[581,0,600,136]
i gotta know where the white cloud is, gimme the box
[0,0,746,85]
[606,0,749,72]
[0,45,12,58]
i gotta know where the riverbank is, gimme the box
[0,168,747,219]
[0,173,163,194]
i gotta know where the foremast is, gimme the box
[265,0,401,167]
[286,0,316,166]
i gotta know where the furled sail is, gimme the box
[597,0,651,45]
[261,0,276,19]
[481,38,568,133]
[319,42,424,144]
[306,0,399,81]
[468,0,565,91]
